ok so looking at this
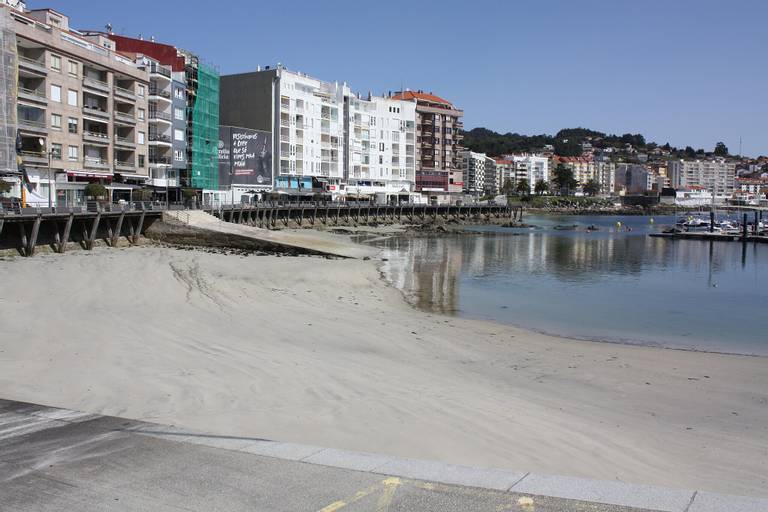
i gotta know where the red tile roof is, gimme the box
[391,90,453,107]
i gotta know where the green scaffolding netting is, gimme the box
[190,63,219,190]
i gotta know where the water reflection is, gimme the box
[376,217,768,355]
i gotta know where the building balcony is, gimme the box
[83,105,110,119]
[83,76,110,94]
[149,110,172,122]
[114,86,136,101]
[115,160,136,171]
[83,131,110,145]
[149,133,172,145]
[148,87,171,101]
[148,156,172,166]
[20,150,48,165]
[114,111,136,124]
[149,64,171,79]
[17,55,47,75]
[84,157,110,169]
[114,136,136,147]
[18,87,47,104]
[17,118,48,134]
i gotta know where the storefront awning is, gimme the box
[116,173,149,182]
[67,170,113,179]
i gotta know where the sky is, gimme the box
[35,0,768,156]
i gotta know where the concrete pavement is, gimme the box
[1,399,765,512]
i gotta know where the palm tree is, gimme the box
[534,179,549,196]
[515,178,530,196]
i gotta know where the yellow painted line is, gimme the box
[318,501,347,512]
[376,477,401,511]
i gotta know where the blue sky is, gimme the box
[38,0,767,156]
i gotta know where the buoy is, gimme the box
[649,218,654,224]
[616,221,622,228]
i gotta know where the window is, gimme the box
[137,84,145,97]
[137,108,145,120]
[174,87,184,99]
[68,117,77,134]
[174,108,184,121]
[68,60,77,77]
[67,89,77,106]
[50,54,61,72]
[51,113,62,129]
[50,84,61,102]
[51,143,62,160]
[138,155,145,167]
[379,142,385,151]
[174,149,184,161]
[174,129,184,141]
[67,145,78,161]
[137,131,145,144]
[379,155,383,165]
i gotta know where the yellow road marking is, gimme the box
[376,477,401,511]
[317,477,402,512]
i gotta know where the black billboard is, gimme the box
[218,126,272,188]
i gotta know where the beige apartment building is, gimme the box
[5,5,149,206]
[391,90,464,201]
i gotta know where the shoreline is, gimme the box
[1,243,767,497]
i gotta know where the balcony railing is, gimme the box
[114,86,136,100]
[84,157,109,168]
[83,76,110,92]
[17,55,47,73]
[115,160,136,169]
[149,63,171,78]
[114,111,136,123]
[149,133,172,143]
[18,87,47,101]
[20,150,48,163]
[148,110,172,122]
[17,118,48,132]
[148,87,171,99]
[115,136,135,146]
[83,131,110,144]
[148,156,172,165]
[83,105,110,119]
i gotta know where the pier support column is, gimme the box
[133,211,145,244]
[743,213,748,241]
[110,212,125,247]
[58,213,74,253]
[87,213,101,250]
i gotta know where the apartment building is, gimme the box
[220,67,350,197]
[458,150,487,196]
[615,164,650,195]
[505,154,549,194]
[483,155,498,195]
[553,156,595,190]
[345,94,416,201]
[390,90,464,199]
[3,5,150,206]
[668,158,736,198]
[594,159,616,195]
[106,35,219,198]
[494,158,514,190]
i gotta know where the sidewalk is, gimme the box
[0,399,764,511]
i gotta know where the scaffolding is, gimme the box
[0,7,18,177]
[189,63,219,190]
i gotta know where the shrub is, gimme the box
[84,183,107,200]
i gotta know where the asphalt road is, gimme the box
[0,399,660,512]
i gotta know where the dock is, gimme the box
[650,232,768,243]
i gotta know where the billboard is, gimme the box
[218,126,272,188]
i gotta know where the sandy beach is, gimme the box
[1,244,766,497]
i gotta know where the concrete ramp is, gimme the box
[157,210,375,259]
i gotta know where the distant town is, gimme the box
[1,1,766,211]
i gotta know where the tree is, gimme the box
[84,182,107,200]
[515,178,530,196]
[501,177,514,196]
[552,164,578,195]
[684,146,696,158]
[714,142,728,156]
[554,139,582,157]
[583,179,601,196]
[0,180,11,194]
[534,179,549,196]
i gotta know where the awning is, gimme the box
[67,170,113,179]
[116,173,149,182]
[106,184,142,190]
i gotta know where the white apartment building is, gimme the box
[506,154,549,194]
[595,160,616,195]
[459,150,486,195]
[345,94,416,201]
[668,159,737,198]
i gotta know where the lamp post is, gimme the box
[39,137,52,209]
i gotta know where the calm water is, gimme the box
[375,215,768,356]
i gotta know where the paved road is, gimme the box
[0,399,762,511]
